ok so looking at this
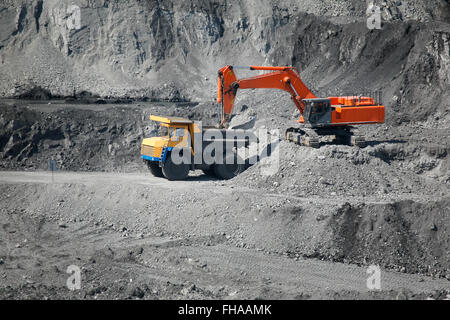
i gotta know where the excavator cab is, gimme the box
[303,98,332,127]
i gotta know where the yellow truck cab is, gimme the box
[141,115,193,161]
[141,115,247,180]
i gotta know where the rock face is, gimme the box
[0,103,152,171]
[0,0,449,120]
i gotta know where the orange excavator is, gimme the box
[217,65,385,147]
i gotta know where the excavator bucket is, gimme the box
[218,66,237,124]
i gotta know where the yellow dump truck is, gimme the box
[141,115,248,180]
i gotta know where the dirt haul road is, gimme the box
[0,171,448,300]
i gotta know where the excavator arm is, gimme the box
[217,65,316,126]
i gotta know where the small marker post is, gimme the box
[48,159,56,183]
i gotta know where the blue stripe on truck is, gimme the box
[142,155,160,162]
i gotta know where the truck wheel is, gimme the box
[161,152,190,180]
[213,154,245,180]
[147,161,164,177]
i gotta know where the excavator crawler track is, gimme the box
[335,127,366,148]
[286,127,320,148]
[286,126,366,148]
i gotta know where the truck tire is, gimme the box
[147,161,164,178]
[161,152,190,180]
[202,167,216,177]
[213,153,245,180]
